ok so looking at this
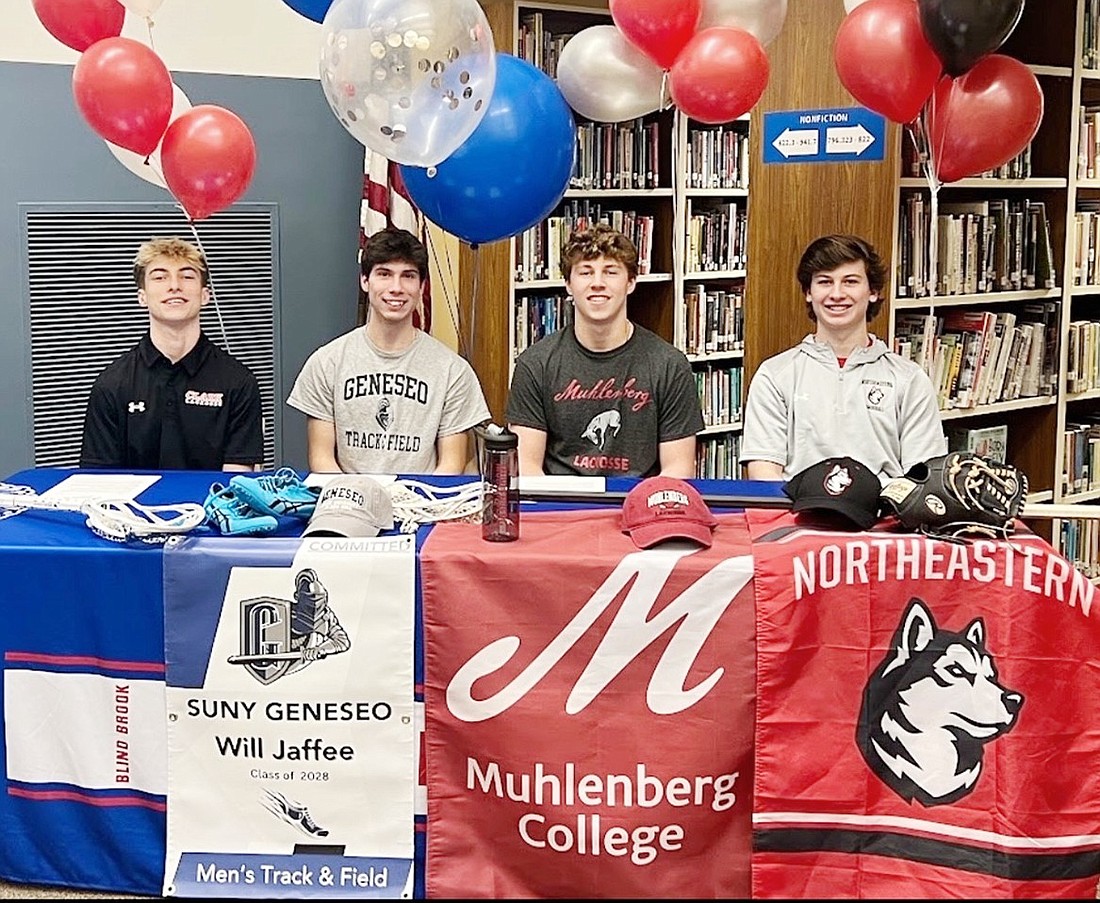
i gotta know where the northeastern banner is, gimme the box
[747,510,1100,899]
[421,510,756,898]
[162,535,417,898]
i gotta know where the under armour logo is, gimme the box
[128,401,145,413]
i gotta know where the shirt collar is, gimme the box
[137,331,212,376]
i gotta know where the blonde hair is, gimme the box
[562,224,639,280]
[133,237,208,287]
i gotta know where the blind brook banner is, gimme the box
[420,511,757,899]
[162,535,417,898]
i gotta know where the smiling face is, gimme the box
[363,258,424,326]
[138,254,208,325]
[566,254,636,329]
[806,259,876,336]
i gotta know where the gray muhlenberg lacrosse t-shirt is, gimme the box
[287,328,489,474]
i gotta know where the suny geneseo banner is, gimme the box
[420,510,756,898]
[162,535,416,898]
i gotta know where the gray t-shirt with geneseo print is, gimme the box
[288,328,489,474]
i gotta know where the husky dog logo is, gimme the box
[856,597,1024,806]
[866,386,885,407]
[376,397,392,431]
[581,409,621,449]
[228,568,351,685]
[823,463,852,496]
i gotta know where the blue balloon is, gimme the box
[400,54,576,246]
[281,0,332,23]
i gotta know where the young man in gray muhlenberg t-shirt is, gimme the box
[506,225,703,478]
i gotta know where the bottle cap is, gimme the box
[478,423,518,450]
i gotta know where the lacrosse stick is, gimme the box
[0,483,206,544]
[387,479,484,533]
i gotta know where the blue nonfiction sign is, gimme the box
[762,106,886,165]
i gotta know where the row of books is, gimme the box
[1084,0,1100,70]
[517,12,574,79]
[1059,519,1100,580]
[512,293,572,358]
[1063,419,1100,495]
[1078,105,1100,181]
[947,423,1008,464]
[902,141,1032,180]
[571,120,661,191]
[695,434,740,480]
[1071,205,1100,286]
[685,126,749,190]
[681,285,744,357]
[514,203,655,283]
[894,305,1059,409]
[1067,319,1100,394]
[695,364,742,430]
[897,194,1056,297]
[685,200,747,274]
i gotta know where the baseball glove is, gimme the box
[879,452,1028,541]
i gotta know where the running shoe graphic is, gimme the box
[261,788,330,837]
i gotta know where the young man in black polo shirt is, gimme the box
[80,237,263,471]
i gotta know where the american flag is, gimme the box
[359,149,431,331]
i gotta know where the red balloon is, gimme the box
[669,27,769,125]
[927,55,1043,183]
[72,37,172,156]
[161,105,257,221]
[32,0,125,53]
[610,0,701,70]
[834,0,941,124]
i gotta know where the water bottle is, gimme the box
[480,424,519,542]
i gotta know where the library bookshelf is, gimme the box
[463,0,749,478]
[886,0,1100,565]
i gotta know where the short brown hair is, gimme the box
[562,224,638,280]
[361,227,428,281]
[797,234,885,322]
[133,237,208,287]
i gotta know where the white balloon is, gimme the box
[699,0,788,46]
[844,0,873,11]
[120,0,166,16]
[319,0,496,168]
[105,83,191,189]
[556,25,664,124]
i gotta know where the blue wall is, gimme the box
[0,61,364,474]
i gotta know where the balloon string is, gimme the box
[424,225,467,359]
[182,217,234,357]
[145,16,156,51]
[659,71,671,112]
[468,244,480,365]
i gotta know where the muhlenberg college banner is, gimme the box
[747,510,1100,899]
[420,510,757,898]
[162,535,417,898]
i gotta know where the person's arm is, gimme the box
[512,425,547,476]
[306,417,341,473]
[434,431,470,475]
[658,436,697,478]
[221,373,264,472]
[746,460,785,480]
[79,380,122,469]
[740,362,791,477]
[898,366,948,471]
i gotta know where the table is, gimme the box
[2,469,1097,899]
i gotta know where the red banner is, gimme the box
[747,509,1100,899]
[421,510,756,898]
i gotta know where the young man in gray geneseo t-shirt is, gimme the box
[740,233,946,483]
[287,227,490,474]
[506,225,703,478]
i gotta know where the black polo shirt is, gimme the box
[80,332,263,470]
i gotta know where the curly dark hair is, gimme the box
[361,227,428,281]
[561,224,638,280]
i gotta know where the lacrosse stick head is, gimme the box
[83,498,207,544]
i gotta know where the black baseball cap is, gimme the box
[783,456,882,530]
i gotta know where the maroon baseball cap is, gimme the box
[621,476,718,549]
